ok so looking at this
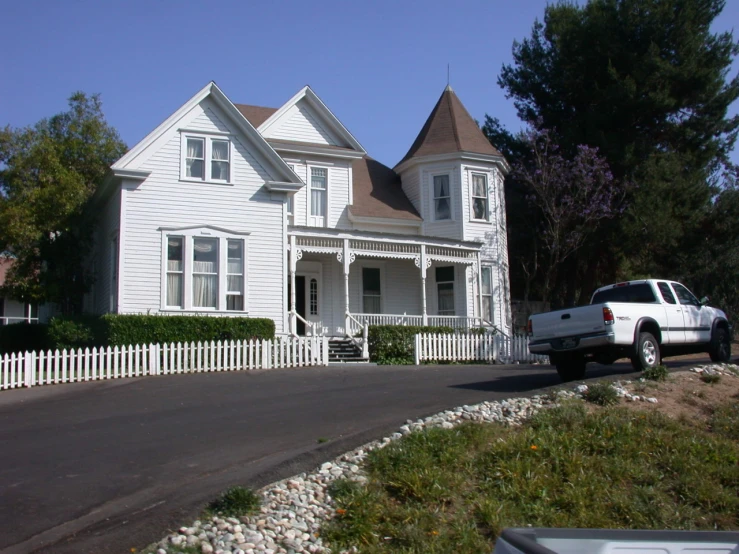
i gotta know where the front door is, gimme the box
[287,273,321,336]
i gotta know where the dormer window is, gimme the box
[181,134,231,183]
[471,174,489,221]
[433,174,451,220]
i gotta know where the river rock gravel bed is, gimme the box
[148,363,738,554]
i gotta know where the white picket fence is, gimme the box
[414,333,549,365]
[1,336,328,391]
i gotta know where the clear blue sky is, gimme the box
[2,0,737,168]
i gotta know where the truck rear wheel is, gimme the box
[631,332,660,371]
[551,353,587,382]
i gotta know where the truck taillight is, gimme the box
[603,307,615,325]
[527,319,533,334]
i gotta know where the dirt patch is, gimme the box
[609,365,739,428]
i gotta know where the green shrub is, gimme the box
[206,486,261,517]
[643,364,669,381]
[0,322,51,354]
[101,314,275,346]
[48,315,106,350]
[583,382,619,406]
[368,325,455,364]
[700,373,721,384]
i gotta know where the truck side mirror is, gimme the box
[700,296,709,306]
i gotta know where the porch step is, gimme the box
[328,338,368,363]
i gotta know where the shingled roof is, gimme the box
[349,157,421,221]
[397,86,501,167]
[234,104,278,128]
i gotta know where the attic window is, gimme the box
[182,134,231,183]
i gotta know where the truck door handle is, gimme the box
[561,314,571,320]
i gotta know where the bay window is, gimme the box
[162,230,247,312]
[181,134,231,183]
[471,174,489,221]
[433,174,451,220]
[193,238,218,308]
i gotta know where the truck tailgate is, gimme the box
[531,305,606,340]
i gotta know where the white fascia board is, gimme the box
[259,86,366,154]
[158,224,251,236]
[268,141,365,160]
[265,181,304,193]
[347,211,422,228]
[112,168,151,181]
[394,151,510,175]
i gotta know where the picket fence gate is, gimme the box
[0,336,329,391]
[414,333,549,365]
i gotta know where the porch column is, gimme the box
[343,238,351,334]
[289,235,297,335]
[420,245,428,326]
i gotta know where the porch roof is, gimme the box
[289,227,481,264]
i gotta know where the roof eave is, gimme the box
[394,151,510,175]
[269,141,366,160]
[348,210,422,227]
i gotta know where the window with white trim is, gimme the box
[166,237,184,308]
[480,266,493,321]
[226,240,244,311]
[163,232,247,312]
[436,266,455,315]
[471,174,489,221]
[362,267,382,314]
[286,164,295,225]
[433,174,451,220]
[193,237,218,308]
[311,167,327,217]
[181,135,231,182]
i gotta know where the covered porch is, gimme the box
[287,228,493,337]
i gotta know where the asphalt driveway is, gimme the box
[0,358,706,553]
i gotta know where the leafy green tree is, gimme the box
[495,0,739,298]
[0,92,127,313]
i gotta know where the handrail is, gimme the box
[346,312,369,359]
[480,318,510,339]
[289,310,317,338]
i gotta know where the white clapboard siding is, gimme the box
[267,102,340,146]
[414,333,549,365]
[0,337,330,391]
[121,97,286,332]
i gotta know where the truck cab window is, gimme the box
[657,282,677,304]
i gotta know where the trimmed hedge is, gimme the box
[101,314,275,345]
[0,323,51,355]
[368,325,455,365]
[0,314,275,354]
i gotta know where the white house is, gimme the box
[89,82,512,358]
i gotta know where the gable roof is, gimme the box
[257,86,366,154]
[235,104,278,128]
[396,85,502,167]
[349,157,421,221]
[111,82,301,186]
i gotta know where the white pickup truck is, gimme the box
[528,279,732,381]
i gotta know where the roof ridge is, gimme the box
[447,89,462,153]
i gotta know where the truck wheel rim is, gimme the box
[643,341,657,365]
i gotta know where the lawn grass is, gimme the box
[323,400,739,553]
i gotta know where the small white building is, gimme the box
[90,82,512,355]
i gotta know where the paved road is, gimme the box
[0,356,711,554]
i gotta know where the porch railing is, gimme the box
[1,317,39,326]
[289,310,317,338]
[350,313,490,331]
[346,312,369,359]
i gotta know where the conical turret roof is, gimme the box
[397,86,501,167]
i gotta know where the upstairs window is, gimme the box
[185,138,205,178]
[436,266,455,315]
[311,167,327,217]
[182,135,231,183]
[433,175,451,220]
[471,174,489,221]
